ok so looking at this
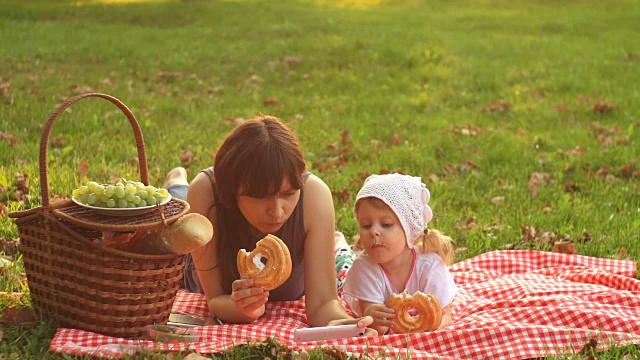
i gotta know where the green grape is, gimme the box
[145,186,157,196]
[72,188,81,198]
[154,193,166,204]
[135,190,149,199]
[158,188,169,198]
[77,186,90,195]
[104,185,115,197]
[87,181,99,192]
[124,192,135,202]
[125,184,137,194]
[87,194,99,205]
[128,203,137,208]
[106,199,116,208]
[117,199,129,208]
[114,187,126,199]
[138,199,148,207]
[146,196,157,205]
[78,194,89,204]
[99,195,109,203]
[93,185,105,196]
[132,195,142,205]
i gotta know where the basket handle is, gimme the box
[39,93,149,206]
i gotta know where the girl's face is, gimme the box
[237,178,301,235]
[356,198,409,266]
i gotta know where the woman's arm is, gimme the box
[188,172,268,323]
[302,175,359,326]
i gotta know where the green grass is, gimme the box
[1,0,639,358]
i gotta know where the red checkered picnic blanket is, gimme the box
[50,250,640,359]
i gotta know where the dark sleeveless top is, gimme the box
[201,167,308,301]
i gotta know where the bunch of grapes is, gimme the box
[72,178,170,209]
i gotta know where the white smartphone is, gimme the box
[293,324,365,342]
[167,313,222,327]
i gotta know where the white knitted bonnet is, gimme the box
[355,173,433,248]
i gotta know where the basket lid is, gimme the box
[50,198,190,232]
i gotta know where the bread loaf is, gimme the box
[105,213,213,255]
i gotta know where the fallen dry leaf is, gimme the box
[459,160,480,173]
[263,97,278,106]
[592,100,616,114]
[334,188,350,205]
[283,56,302,67]
[182,353,211,360]
[390,133,401,146]
[537,231,559,247]
[552,241,577,254]
[578,338,598,357]
[0,305,36,327]
[521,225,536,242]
[14,173,29,194]
[459,123,480,136]
[341,129,350,145]
[491,196,505,205]
[610,247,629,261]
[554,104,569,112]
[180,150,193,166]
[528,172,547,197]
[77,162,89,177]
[481,99,511,112]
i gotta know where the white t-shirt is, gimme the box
[342,250,458,316]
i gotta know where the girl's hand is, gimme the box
[230,278,269,319]
[327,316,378,336]
[363,303,395,332]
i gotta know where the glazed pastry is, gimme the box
[237,234,292,290]
[385,290,442,333]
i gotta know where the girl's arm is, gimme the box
[188,172,268,324]
[439,305,452,329]
[302,175,360,326]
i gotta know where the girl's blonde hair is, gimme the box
[415,229,455,266]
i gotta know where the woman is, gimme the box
[164,116,374,331]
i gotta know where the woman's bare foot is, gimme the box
[163,167,189,189]
[334,231,350,251]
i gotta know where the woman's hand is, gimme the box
[230,278,269,320]
[327,316,378,336]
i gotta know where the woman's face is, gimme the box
[237,178,301,235]
[357,198,408,266]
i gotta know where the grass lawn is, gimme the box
[1,0,639,358]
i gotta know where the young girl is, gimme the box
[163,116,372,332]
[342,173,458,335]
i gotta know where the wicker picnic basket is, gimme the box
[9,93,190,339]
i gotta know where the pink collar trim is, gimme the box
[380,248,417,294]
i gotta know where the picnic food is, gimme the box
[104,213,213,255]
[237,234,292,290]
[72,178,169,209]
[385,290,442,333]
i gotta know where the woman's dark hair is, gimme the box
[213,115,306,293]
